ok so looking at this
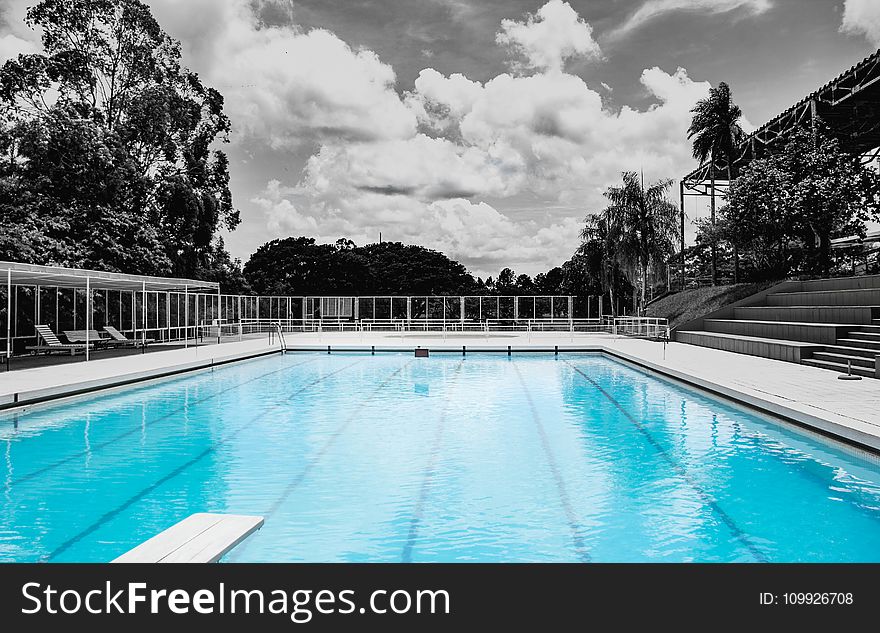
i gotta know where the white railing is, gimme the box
[237,316,667,338]
[609,317,669,339]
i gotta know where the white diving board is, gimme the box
[112,513,264,563]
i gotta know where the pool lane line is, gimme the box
[565,361,769,563]
[43,357,368,562]
[7,355,324,489]
[512,362,592,564]
[225,358,417,562]
[401,360,466,563]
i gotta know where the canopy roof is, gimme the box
[831,228,880,248]
[683,47,880,187]
[0,261,219,292]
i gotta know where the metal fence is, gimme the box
[2,285,669,361]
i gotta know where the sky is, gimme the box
[1,0,879,278]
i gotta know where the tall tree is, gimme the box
[0,0,239,280]
[721,126,880,277]
[592,172,680,314]
[581,213,620,316]
[688,82,744,285]
[244,237,479,296]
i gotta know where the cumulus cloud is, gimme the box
[243,0,719,275]
[262,60,713,275]
[148,0,415,146]
[255,181,583,275]
[840,0,880,47]
[496,0,602,72]
[609,0,772,40]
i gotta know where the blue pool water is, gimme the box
[2,352,880,563]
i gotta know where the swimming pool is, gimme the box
[1,352,880,562]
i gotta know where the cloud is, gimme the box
[281,61,714,275]
[840,0,880,46]
[246,0,720,275]
[608,0,772,40]
[0,0,40,61]
[147,0,416,147]
[0,33,38,61]
[496,0,602,72]
[255,181,583,276]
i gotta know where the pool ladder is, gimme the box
[273,321,287,353]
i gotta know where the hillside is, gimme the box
[645,282,778,330]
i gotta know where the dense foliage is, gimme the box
[245,237,482,296]
[242,237,592,298]
[0,0,247,290]
[705,127,880,279]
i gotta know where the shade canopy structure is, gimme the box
[682,47,880,194]
[674,48,880,287]
[3,261,219,361]
[1,261,218,293]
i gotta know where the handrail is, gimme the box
[274,321,287,352]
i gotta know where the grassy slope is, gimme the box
[645,281,778,330]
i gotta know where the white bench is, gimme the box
[112,513,264,563]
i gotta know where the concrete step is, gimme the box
[767,288,880,306]
[703,319,847,345]
[847,325,880,334]
[810,351,876,368]
[814,344,880,359]
[801,358,876,378]
[836,338,880,351]
[796,274,880,292]
[846,331,880,341]
[733,305,875,324]
[676,330,818,363]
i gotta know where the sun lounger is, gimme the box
[25,325,93,356]
[63,329,117,348]
[103,325,154,347]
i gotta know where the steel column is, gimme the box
[85,277,90,362]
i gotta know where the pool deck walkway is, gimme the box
[0,338,281,410]
[1,331,878,451]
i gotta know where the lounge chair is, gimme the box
[103,325,154,347]
[26,325,93,356]
[64,329,117,349]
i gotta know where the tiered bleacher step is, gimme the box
[674,275,880,378]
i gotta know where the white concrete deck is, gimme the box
[0,338,281,409]
[2,330,878,451]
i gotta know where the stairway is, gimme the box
[675,275,880,378]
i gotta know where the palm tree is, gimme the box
[688,82,744,285]
[580,212,630,317]
[599,171,680,314]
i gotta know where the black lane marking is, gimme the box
[225,359,417,562]
[512,362,592,563]
[262,360,415,519]
[565,360,769,563]
[44,358,367,562]
[401,360,466,563]
[8,356,322,488]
